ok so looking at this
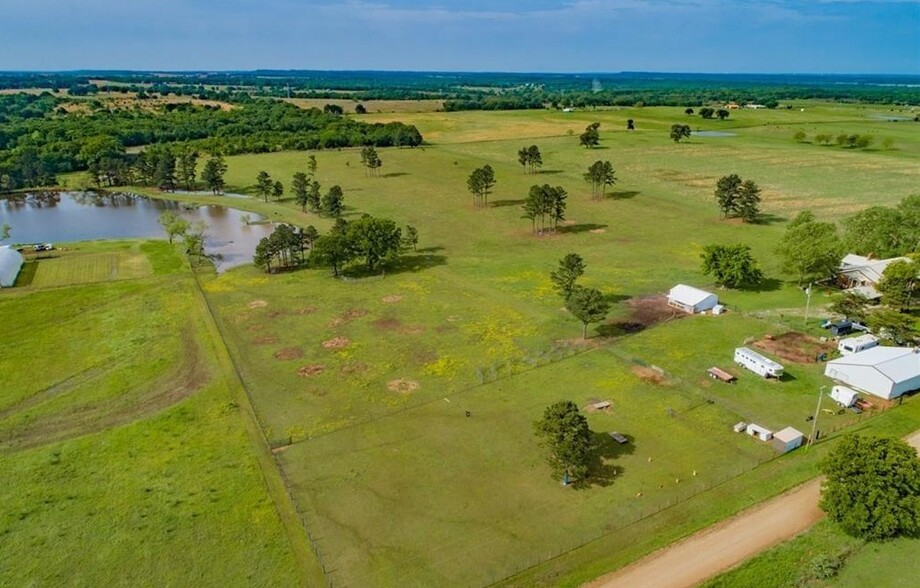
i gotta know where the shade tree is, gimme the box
[550,253,586,300]
[776,210,844,285]
[579,122,601,148]
[533,401,593,484]
[565,285,611,339]
[583,160,616,200]
[467,165,496,208]
[670,124,691,143]
[700,243,764,288]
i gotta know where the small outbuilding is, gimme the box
[0,247,24,288]
[746,423,773,442]
[667,284,718,314]
[825,346,920,400]
[830,385,859,408]
[772,427,804,453]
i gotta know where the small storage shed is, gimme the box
[0,247,24,288]
[772,427,804,453]
[746,423,773,442]
[837,334,879,356]
[667,285,718,314]
[825,346,920,400]
[734,347,784,378]
[830,385,859,408]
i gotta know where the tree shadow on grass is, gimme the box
[490,199,526,208]
[751,213,787,226]
[385,254,448,275]
[573,431,636,489]
[597,321,646,337]
[736,277,783,293]
[414,245,445,254]
[536,169,566,175]
[605,190,640,200]
[381,172,410,179]
[558,223,608,234]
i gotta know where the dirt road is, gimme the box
[587,432,920,588]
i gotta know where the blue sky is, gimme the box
[0,0,917,73]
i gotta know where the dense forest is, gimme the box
[0,94,422,190]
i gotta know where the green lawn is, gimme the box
[184,102,920,584]
[0,241,308,586]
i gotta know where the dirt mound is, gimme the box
[401,325,425,335]
[382,295,404,304]
[373,317,402,331]
[342,308,368,320]
[252,335,278,345]
[753,332,834,364]
[274,347,304,360]
[297,364,325,377]
[632,365,668,384]
[322,337,350,349]
[388,379,420,394]
[248,300,268,309]
[267,310,284,319]
[298,306,317,315]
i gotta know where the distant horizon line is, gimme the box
[1,69,918,78]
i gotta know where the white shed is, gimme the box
[830,385,859,408]
[772,427,804,453]
[745,423,773,442]
[0,247,24,288]
[667,284,718,314]
[825,346,920,400]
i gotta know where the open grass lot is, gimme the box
[181,102,920,584]
[284,97,445,113]
[15,240,162,288]
[0,240,307,585]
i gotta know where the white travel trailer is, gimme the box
[734,347,784,378]
[830,386,859,408]
[837,334,879,356]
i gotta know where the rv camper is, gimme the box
[734,347,784,378]
[837,334,879,356]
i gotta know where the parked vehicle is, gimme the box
[734,347,784,378]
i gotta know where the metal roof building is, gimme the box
[667,284,718,314]
[825,346,920,400]
[0,247,23,288]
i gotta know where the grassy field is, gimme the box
[0,240,311,585]
[166,102,920,584]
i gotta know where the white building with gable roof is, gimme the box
[825,346,920,400]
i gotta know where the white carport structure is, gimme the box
[0,247,24,288]
[825,346,920,400]
[667,284,718,314]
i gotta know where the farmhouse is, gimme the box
[838,253,910,299]
[667,284,718,314]
[0,247,24,288]
[825,346,920,400]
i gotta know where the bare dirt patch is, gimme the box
[297,306,317,315]
[342,308,369,320]
[322,337,350,350]
[589,228,607,234]
[252,335,279,345]
[388,379,420,394]
[752,332,834,364]
[373,317,403,331]
[274,347,304,361]
[401,325,425,335]
[605,295,683,336]
[248,300,268,309]
[267,309,284,319]
[382,295,404,304]
[297,364,326,377]
[632,365,668,385]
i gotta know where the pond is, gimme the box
[0,192,274,271]
[692,131,738,137]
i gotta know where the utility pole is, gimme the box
[806,385,825,453]
[803,282,813,327]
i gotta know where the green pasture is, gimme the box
[0,241,305,585]
[184,103,920,584]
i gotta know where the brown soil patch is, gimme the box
[632,365,668,384]
[298,306,317,315]
[373,317,403,331]
[607,295,683,335]
[246,323,266,332]
[382,295,403,304]
[297,364,326,377]
[274,347,304,361]
[252,335,279,345]
[267,310,284,319]
[342,308,369,320]
[401,325,425,335]
[752,332,834,364]
[589,228,606,234]
[322,337,350,350]
[340,362,369,375]
[248,300,268,309]
[388,379,420,394]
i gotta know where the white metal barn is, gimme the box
[825,347,920,400]
[734,347,784,378]
[772,427,804,453]
[0,247,24,288]
[667,285,718,314]
[837,334,879,356]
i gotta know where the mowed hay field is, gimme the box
[191,103,920,585]
[0,241,304,586]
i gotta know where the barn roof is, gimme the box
[826,346,920,384]
[668,284,716,306]
[0,247,24,287]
